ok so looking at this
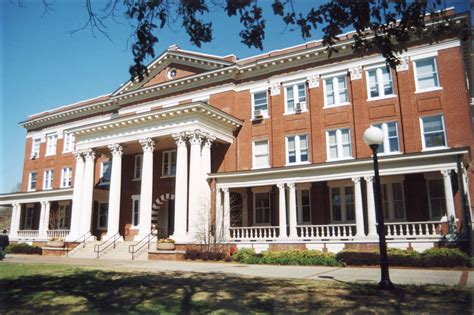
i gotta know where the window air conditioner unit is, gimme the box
[295,101,305,112]
[254,109,263,119]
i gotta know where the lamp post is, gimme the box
[363,126,395,290]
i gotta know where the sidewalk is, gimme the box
[3,254,472,287]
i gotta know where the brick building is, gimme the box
[1,23,473,255]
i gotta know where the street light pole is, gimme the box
[364,126,395,290]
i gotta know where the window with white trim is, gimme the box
[253,140,269,168]
[286,134,308,165]
[133,155,143,180]
[372,122,400,154]
[162,150,177,176]
[381,182,405,221]
[57,204,71,229]
[414,57,440,91]
[31,138,41,158]
[285,83,306,113]
[254,192,271,225]
[252,91,268,118]
[420,115,447,149]
[296,188,311,224]
[97,203,108,229]
[426,179,446,219]
[24,206,34,230]
[63,133,74,153]
[330,186,354,223]
[60,167,72,188]
[29,172,37,191]
[46,133,58,156]
[324,75,348,107]
[99,161,112,185]
[367,66,394,98]
[43,169,54,190]
[326,128,352,160]
[131,196,140,226]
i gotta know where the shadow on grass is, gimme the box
[0,266,471,314]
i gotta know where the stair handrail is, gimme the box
[128,228,162,260]
[94,232,121,259]
[65,231,95,256]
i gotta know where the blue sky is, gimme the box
[0,0,470,193]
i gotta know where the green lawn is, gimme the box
[0,262,471,314]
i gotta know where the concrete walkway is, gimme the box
[3,254,472,287]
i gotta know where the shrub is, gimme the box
[184,249,226,261]
[420,247,469,268]
[231,249,342,266]
[335,250,380,266]
[5,243,42,255]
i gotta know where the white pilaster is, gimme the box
[172,133,189,243]
[9,203,21,239]
[223,188,231,240]
[138,138,155,238]
[215,188,223,241]
[364,176,377,237]
[105,144,123,239]
[38,201,51,239]
[187,130,203,239]
[352,177,365,238]
[287,182,298,239]
[67,152,85,241]
[200,134,215,243]
[80,149,96,236]
[441,170,456,220]
[277,183,287,239]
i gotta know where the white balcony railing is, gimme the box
[17,230,39,238]
[384,221,441,239]
[47,230,70,239]
[230,226,280,240]
[297,224,356,239]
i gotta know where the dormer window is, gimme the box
[167,68,177,79]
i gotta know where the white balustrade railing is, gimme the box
[47,230,70,239]
[230,227,279,240]
[297,224,356,239]
[17,230,39,238]
[384,221,441,239]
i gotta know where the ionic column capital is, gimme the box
[83,149,96,162]
[12,202,21,208]
[74,151,84,162]
[139,138,155,153]
[352,177,361,184]
[441,169,452,177]
[108,144,123,157]
[364,176,374,184]
[222,187,229,194]
[40,200,50,207]
[287,182,295,190]
[276,183,286,190]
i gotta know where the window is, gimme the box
[285,83,306,113]
[131,196,140,226]
[253,140,269,168]
[296,188,311,224]
[60,167,72,188]
[99,161,112,185]
[63,133,74,153]
[254,192,271,225]
[133,155,143,180]
[327,129,352,160]
[29,172,37,191]
[24,206,34,230]
[252,91,268,118]
[367,66,394,99]
[381,182,406,221]
[31,138,41,158]
[286,135,308,164]
[420,115,447,149]
[427,179,446,219]
[43,169,54,190]
[414,57,440,91]
[56,204,71,229]
[324,75,348,107]
[162,150,177,176]
[372,122,400,154]
[167,68,177,79]
[97,203,108,229]
[46,133,58,156]
[330,186,355,223]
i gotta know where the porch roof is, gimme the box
[0,188,74,206]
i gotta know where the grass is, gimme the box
[0,262,472,314]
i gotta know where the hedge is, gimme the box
[5,243,42,255]
[232,249,342,266]
[184,249,226,261]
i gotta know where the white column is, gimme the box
[364,176,377,237]
[80,149,96,236]
[223,188,231,240]
[287,182,298,238]
[138,138,155,238]
[9,203,21,239]
[67,152,85,241]
[441,170,456,220]
[187,130,203,239]
[200,134,215,243]
[277,183,287,239]
[215,188,223,240]
[352,177,365,238]
[38,201,51,239]
[172,133,189,243]
[105,144,123,239]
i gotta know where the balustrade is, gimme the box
[229,227,279,240]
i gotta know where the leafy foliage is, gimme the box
[5,243,42,255]
[232,248,342,266]
[184,249,225,261]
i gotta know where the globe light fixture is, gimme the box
[364,126,395,290]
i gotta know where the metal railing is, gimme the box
[65,231,96,256]
[94,232,121,258]
[128,232,159,260]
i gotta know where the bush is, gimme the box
[420,248,469,268]
[184,249,226,261]
[231,249,342,266]
[5,243,42,255]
